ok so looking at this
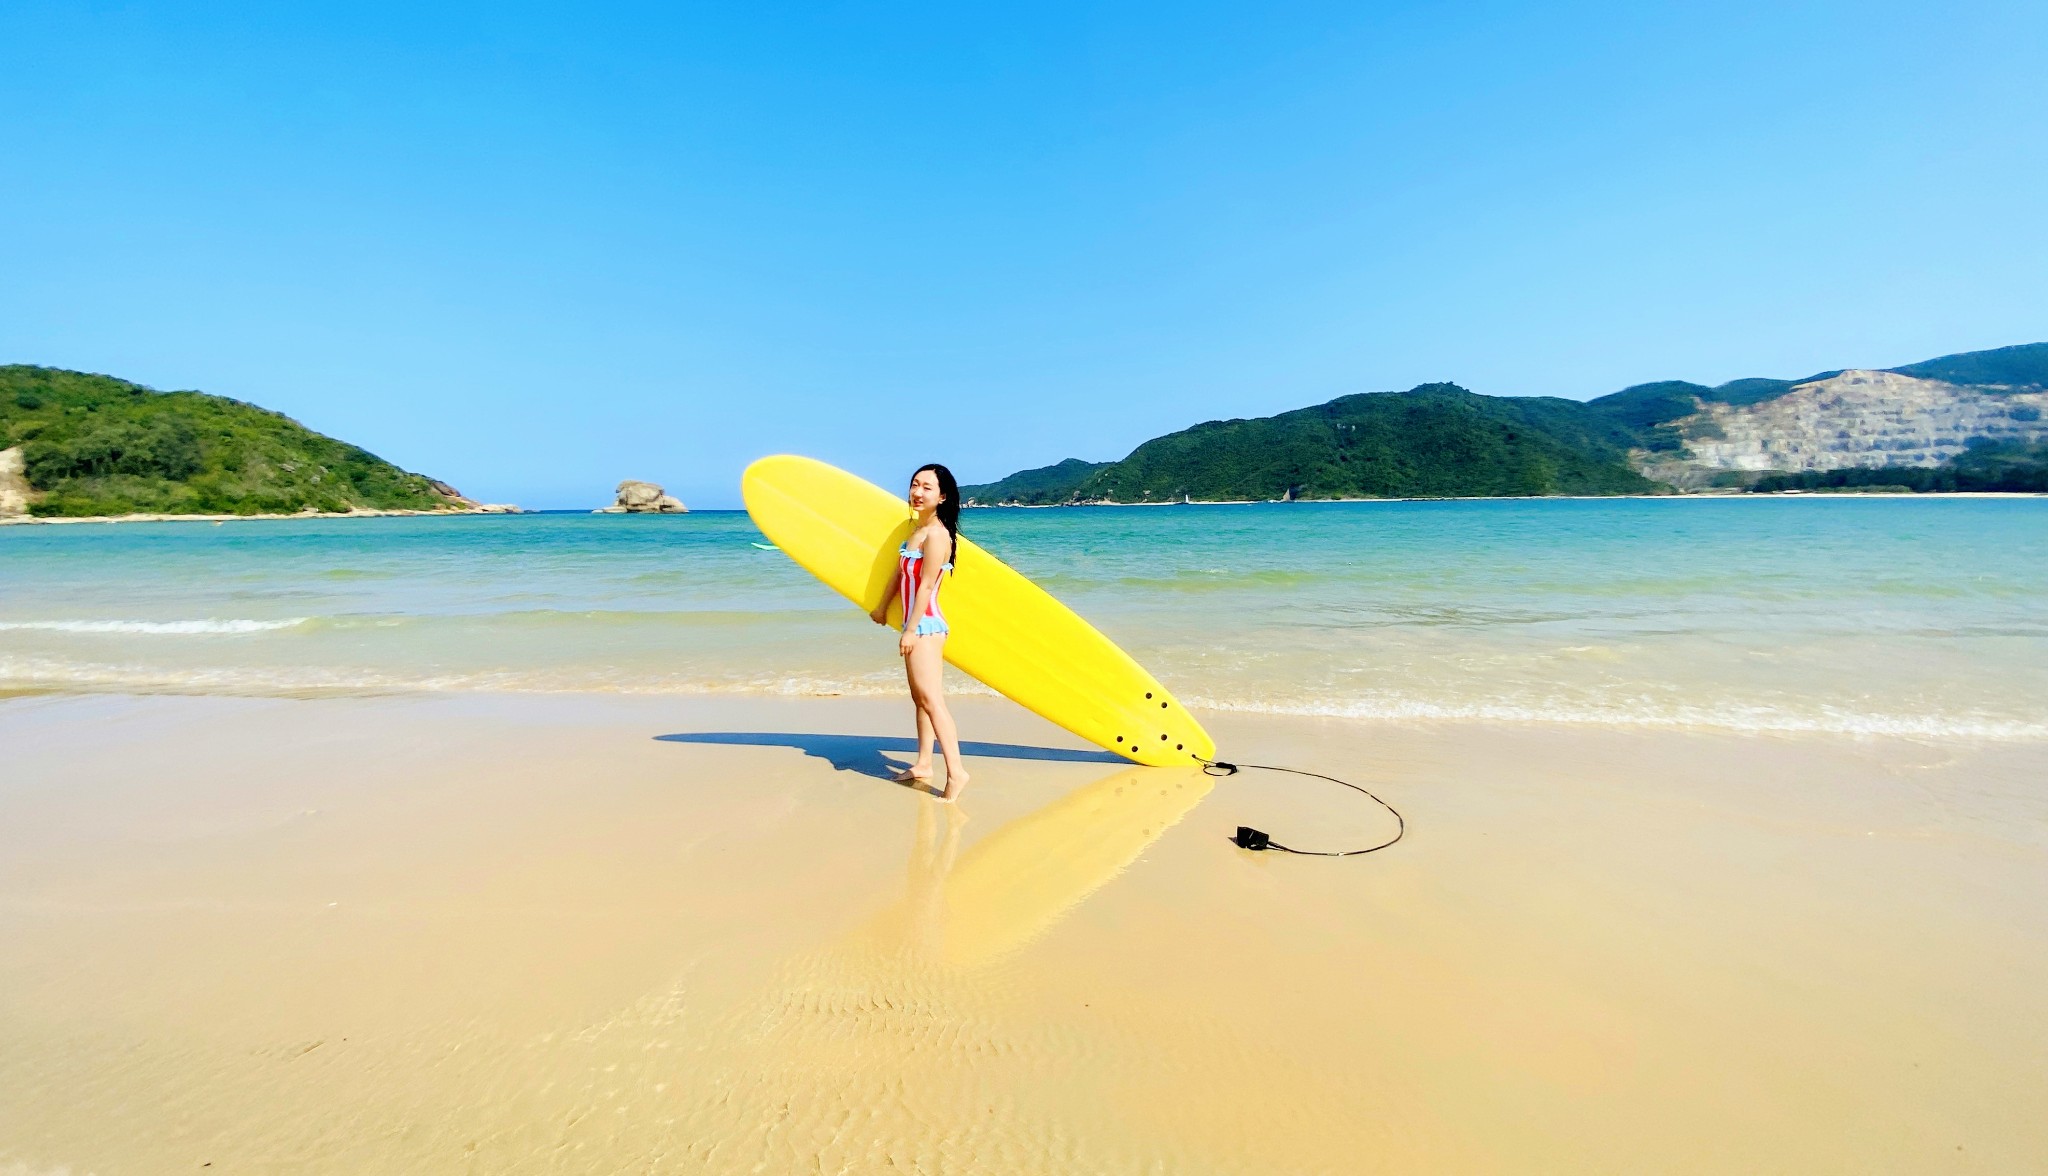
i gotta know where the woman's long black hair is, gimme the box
[915,463,961,565]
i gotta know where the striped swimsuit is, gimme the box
[897,540,952,638]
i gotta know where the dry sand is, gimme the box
[1,692,2044,1174]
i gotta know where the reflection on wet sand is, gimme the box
[20,693,2030,1172]
[580,764,1292,1172]
[888,765,1214,968]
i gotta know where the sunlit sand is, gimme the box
[2,692,2044,1172]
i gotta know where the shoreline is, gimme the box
[0,504,525,526]
[0,681,2039,745]
[965,490,2048,507]
[4,492,2040,524]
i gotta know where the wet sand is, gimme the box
[1,692,2044,1173]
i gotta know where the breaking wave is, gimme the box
[0,654,2039,741]
[0,618,310,635]
[1183,693,2048,742]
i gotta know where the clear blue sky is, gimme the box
[3,1,2043,508]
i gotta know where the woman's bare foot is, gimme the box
[937,769,970,802]
[891,763,932,784]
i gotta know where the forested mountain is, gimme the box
[964,382,1667,503]
[1888,342,2048,389]
[963,343,2048,503]
[0,366,470,517]
[961,458,1113,505]
[1076,383,1651,502]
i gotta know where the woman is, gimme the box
[869,463,971,801]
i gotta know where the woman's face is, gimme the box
[908,469,944,512]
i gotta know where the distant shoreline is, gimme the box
[0,505,523,527]
[4,491,2040,526]
[965,490,2047,508]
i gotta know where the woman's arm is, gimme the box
[869,537,902,625]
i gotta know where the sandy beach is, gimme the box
[8,1,2047,1170]
[3,691,2043,1173]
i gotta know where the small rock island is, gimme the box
[594,480,687,513]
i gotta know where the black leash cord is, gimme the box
[1201,759,1405,857]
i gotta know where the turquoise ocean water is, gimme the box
[2,499,2044,740]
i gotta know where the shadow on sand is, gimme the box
[654,731,1123,780]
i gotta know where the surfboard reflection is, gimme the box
[604,764,1311,1168]
[882,764,1214,969]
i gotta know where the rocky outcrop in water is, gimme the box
[595,480,687,513]
[423,479,522,514]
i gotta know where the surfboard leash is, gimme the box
[1199,759,1405,857]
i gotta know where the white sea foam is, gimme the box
[0,618,309,635]
[0,654,2038,742]
[1182,694,2048,742]
[0,656,952,702]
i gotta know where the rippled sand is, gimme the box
[2,693,2044,1173]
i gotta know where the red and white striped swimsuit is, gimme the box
[897,540,952,637]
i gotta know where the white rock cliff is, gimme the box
[0,446,30,515]
[1637,370,2048,487]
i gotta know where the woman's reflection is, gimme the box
[890,765,1213,970]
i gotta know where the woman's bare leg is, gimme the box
[892,655,934,783]
[906,636,969,800]
[916,705,937,769]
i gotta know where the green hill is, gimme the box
[962,342,2048,504]
[965,383,1658,503]
[1574,377,1803,455]
[958,458,1112,505]
[1889,342,2048,389]
[1577,344,2048,443]
[0,366,469,517]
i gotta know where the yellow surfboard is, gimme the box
[741,455,1214,767]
